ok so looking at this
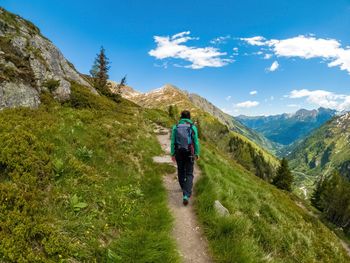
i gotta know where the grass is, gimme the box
[0,85,179,262]
[195,143,350,262]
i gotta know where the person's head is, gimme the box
[180,110,191,119]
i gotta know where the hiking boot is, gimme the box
[183,195,189,206]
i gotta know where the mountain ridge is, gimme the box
[237,107,337,147]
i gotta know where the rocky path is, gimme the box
[153,127,212,263]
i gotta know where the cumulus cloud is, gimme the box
[249,90,257,95]
[241,35,350,74]
[268,61,279,72]
[210,35,231,44]
[240,36,266,46]
[149,31,233,69]
[225,95,232,101]
[286,89,350,111]
[264,53,273,59]
[235,100,260,108]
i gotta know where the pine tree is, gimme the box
[168,104,179,120]
[90,46,110,93]
[311,175,325,210]
[272,158,293,191]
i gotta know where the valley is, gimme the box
[1,6,350,262]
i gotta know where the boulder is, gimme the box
[214,200,230,216]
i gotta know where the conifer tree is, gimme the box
[272,158,293,191]
[90,46,110,93]
[168,105,179,120]
[311,175,325,210]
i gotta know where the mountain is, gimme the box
[0,7,95,110]
[237,107,337,147]
[114,83,278,154]
[288,112,350,196]
[1,7,350,262]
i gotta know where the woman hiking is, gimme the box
[170,110,200,206]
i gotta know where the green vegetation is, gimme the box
[199,112,278,181]
[288,114,350,198]
[90,46,110,93]
[43,79,60,92]
[311,172,350,235]
[0,84,179,262]
[195,143,350,262]
[168,104,179,120]
[272,158,293,191]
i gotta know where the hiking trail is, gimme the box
[153,126,212,263]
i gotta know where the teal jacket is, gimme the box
[170,118,200,157]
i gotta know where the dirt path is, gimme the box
[153,127,212,263]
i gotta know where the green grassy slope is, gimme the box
[130,84,279,180]
[0,84,179,262]
[288,113,350,198]
[195,143,350,262]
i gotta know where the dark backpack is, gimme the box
[175,123,194,154]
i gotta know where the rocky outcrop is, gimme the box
[0,7,95,110]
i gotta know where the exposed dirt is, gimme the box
[153,127,212,263]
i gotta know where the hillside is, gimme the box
[237,108,336,149]
[196,142,350,262]
[116,83,279,178]
[288,112,350,197]
[1,7,350,262]
[115,83,278,155]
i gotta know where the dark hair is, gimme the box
[181,110,191,119]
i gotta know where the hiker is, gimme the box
[171,110,200,206]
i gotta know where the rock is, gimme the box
[0,7,97,109]
[153,156,173,164]
[0,81,40,110]
[214,200,229,216]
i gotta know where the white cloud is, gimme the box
[240,36,266,46]
[268,61,279,72]
[264,53,273,59]
[210,35,231,44]
[233,47,239,52]
[286,89,350,111]
[225,95,232,101]
[149,31,233,69]
[249,90,257,95]
[235,100,260,108]
[241,34,350,74]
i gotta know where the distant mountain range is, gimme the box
[236,108,337,146]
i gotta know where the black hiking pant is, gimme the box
[175,151,194,197]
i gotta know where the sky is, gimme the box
[2,0,350,116]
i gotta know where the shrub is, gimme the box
[43,79,60,92]
[67,82,117,110]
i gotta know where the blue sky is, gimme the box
[2,0,350,115]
